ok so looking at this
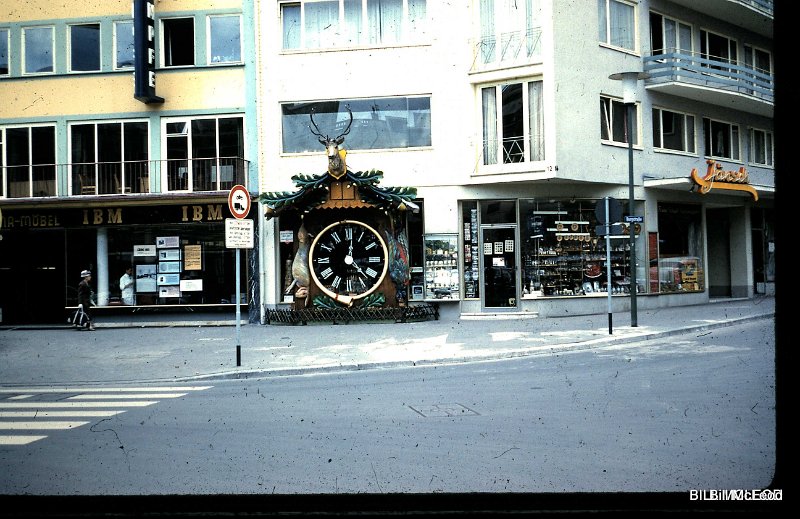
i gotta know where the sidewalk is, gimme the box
[0,296,775,385]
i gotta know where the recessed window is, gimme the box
[23,26,54,74]
[601,95,638,146]
[598,0,635,51]
[0,29,9,76]
[749,128,773,167]
[209,15,242,64]
[703,118,740,161]
[2,125,57,198]
[162,18,195,67]
[652,108,695,154]
[115,21,135,69]
[481,80,545,165]
[70,23,101,72]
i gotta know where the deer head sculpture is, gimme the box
[309,106,353,179]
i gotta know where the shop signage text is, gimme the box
[1,213,61,229]
[691,160,758,201]
[181,205,224,222]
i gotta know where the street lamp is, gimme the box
[609,71,649,327]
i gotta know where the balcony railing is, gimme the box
[471,27,543,71]
[482,135,545,165]
[644,50,774,106]
[1,158,250,199]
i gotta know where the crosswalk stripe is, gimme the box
[0,435,48,445]
[0,411,125,418]
[66,393,188,400]
[0,386,212,393]
[0,421,90,430]
[0,401,158,408]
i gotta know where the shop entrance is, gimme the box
[480,225,518,310]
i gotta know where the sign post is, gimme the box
[596,197,621,335]
[227,185,252,367]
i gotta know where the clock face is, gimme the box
[309,220,389,302]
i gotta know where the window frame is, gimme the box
[600,95,640,147]
[652,106,696,155]
[114,20,135,70]
[0,28,9,76]
[207,14,243,65]
[22,25,55,75]
[1,124,58,199]
[748,127,774,167]
[68,22,102,73]
[649,11,692,56]
[598,0,637,52]
[161,16,196,68]
[702,117,740,161]
[476,0,543,67]
[480,79,546,166]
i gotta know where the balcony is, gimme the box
[1,158,250,199]
[471,27,543,72]
[643,51,774,118]
[664,0,772,38]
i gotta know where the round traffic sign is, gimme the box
[228,185,251,219]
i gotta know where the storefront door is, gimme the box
[480,225,518,310]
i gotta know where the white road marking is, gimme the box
[0,421,90,430]
[66,393,187,400]
[0,401,158,408]
[0,386,212,393]
[8,395,35,400]
[0,411,125,418]
[0,435,48,445]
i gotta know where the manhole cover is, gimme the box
[408,403,480,418]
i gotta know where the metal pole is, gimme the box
[627,103,638,327]
[235,247,241,366]
[605,197,612,335]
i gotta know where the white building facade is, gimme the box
[254,0,775,321]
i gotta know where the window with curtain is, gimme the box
[281,0,427,50]
[649,12,691,56]
[601,96,638,146]
[481,80,545,165]
[703,118,740,161]
[2,125,56,198]
[478,0,542,66]
[748,128,773,167]
[598,0,635,51]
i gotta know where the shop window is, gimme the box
[461,201,480,299]
[1,28,9,76]
[481,80,544,165]
[2,125,56,198]
[601,95,639,146]
[69,23,101,72]
[424,234,459,300]
[280,0,426,50]
[703,118,740,161]
[477,0,543,67]
[598,0,635,51]
[652,108,695,154]
[652,203,704,293]
[209,15,242,64]
[23,26,54,74]
[164,116,245,192]
[281,97,430,153]
[69,121,149,195]
[748,127,773,167]
[115,21,135,69]
[162,17,195,67]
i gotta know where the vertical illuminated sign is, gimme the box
[133,0,164,104]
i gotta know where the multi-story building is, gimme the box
[254,0,775,321]
[0,0,259,325]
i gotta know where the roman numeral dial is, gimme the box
[309,220,389,302]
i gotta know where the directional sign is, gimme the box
[595,197,622,224]
[624,215,644,223]
[228,185,251,219]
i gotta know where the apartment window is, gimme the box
[209,15,242,64]
[481,80,545,165]
[700,30,737,73]
[282,97,430,153]
[23,26,54,74]
[164,116,245,192]
[163,18,195,67]
[650,12,691,55]
[281,0,427,50]
[2,125,56,198]
[478,0,543,65]
[749,128,773,167]
[601,96,638,146]
[652,108,695,153]
[69,23,101,72]
[703,118,740,161]
[115,21,135,69]
[744,45,771,75]
[0,29,9,76]
[598,0,635,51]
[70,121,149,196]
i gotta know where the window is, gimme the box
[70,121,149,195]
[601,96,639,146]
[749,128,774,167]
[209,15,242,64]
[0,29,9,75]
[162,18,195,67]
[653,203,704,293]
[69,23,101,72]
[281,97,431,153]
[703,118,740,160]
[23,26,54,74]
[281,0,427,50]
[481,80,545,165]
[477,0,543,66]
[700,30,737,73]
[2,125,56,198]
[652,108,695,153]
[598,0,635,51]
[649,12,691,55]
[115,21,135,69]
[164,116,245,192]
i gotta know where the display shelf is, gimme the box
[424,234,460,300]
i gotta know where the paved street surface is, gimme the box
[0,296,776,385]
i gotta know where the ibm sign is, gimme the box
[133,0,164,104]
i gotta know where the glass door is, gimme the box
[480,225,518,309]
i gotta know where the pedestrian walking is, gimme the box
[78,270,96,331]
[119,266,135,305]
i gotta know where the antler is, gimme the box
[334,105,353,143]
[308,108,327,142]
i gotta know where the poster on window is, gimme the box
[156,236,179,248]
[158,261,181,273]
[159,286,181,298]
[136,264,157,293]
[157,273,180,286]
[158,249,181,261]
[505,240,514,252]
[184,245,202,270]
[483,243,493,255]
[494,242,503,254]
